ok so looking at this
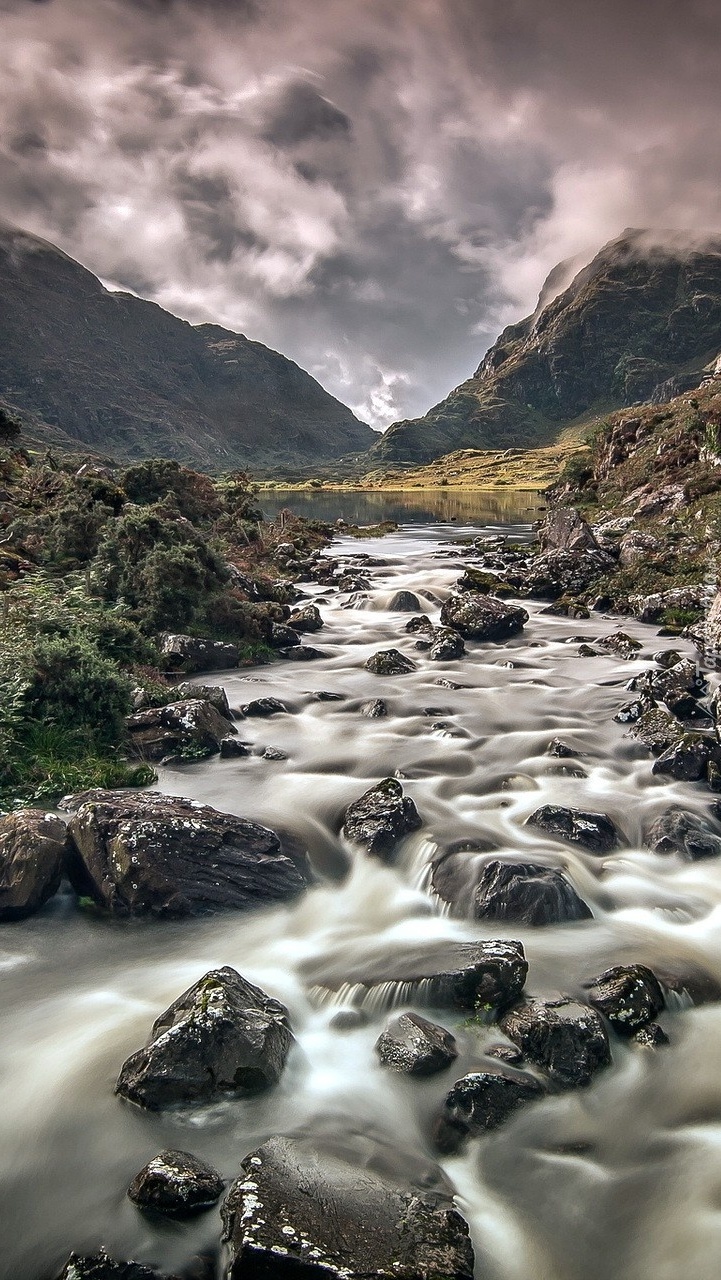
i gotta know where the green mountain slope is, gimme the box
[0,223,374,469]
[373,229,721,463]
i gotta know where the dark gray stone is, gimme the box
[174,682,232,720]
[652,733,721,781]
[473,860,593,925]
[387,590,422,612]
[128,1149,224,1217]
[0,810,67,921]
[500,997,611,1088]
[439,594,528,641]
[239,696,287,717]
[585,964,664,1034]
[343,778,422,859]
[55,1252,162,1280]
[288,603,324,632]
[126,699,236,762]
[434,1069,545,1153]
[646,807,721,859]
[360,698,388,718]
[525,805,621,854]
[365,648,417,676]
[159,633,239,674]
[375,1013,457,1076]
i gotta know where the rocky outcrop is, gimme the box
[525,805,622,854]
[342,778,422,858]
[116,967,294,1109]
[65,790,311,917]
[365,648,417,675]
[439,594,528,641]
[0,810,68,921]
[585,964,664,1035]
[174,682,233,720]
[472,860,592,925]
[125,698,236,762]
[539,508,601,554]
[128,1149,224,1217]
[375,1013,457,1076]
[500,997,611,1088]
[221,1135,475,1280]
[159,633,239,674]
[434,1069,546,1153]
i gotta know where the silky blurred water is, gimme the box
[3,498,721,1280]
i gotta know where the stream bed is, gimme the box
[4,496,721,1280]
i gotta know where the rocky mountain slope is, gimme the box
[374,230,721,463]
[0,222,374,469]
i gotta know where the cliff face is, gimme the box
[0,223,374,468]
[373,230,721,463]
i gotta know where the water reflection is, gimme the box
[259,488,545,527]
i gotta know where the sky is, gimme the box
[2,0,721,430]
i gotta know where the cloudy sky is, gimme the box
[2,0,721,428]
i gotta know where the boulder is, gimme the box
[343,778,422,859]
[338,573,371,592]
[315,940,527,1014]
[525,805,621,854]
[66,790,311,918]
[633,483,685,517]
[128,1149,224,1217]
[239,696,287,717]
[360,698,388,718]
[585,964,664,1034]
[627,658,707,720]
[387,590,422,612]
[645,807,721,859]
[365,648,417,675]
[278,644,324,660]
[439,594,528,641]
[633,1023,670,1049]
[222,1137,475,1280]
[116,967,293,1109]
[629,706,685,755]
[517,549,612,599]
[628,586,703,625]
[0,810,67,921]
[55,1252,162,1280]
[174,682,232,720]
[288,603,324,632]
[269,623,302,648]
[618,531,661,566]
[472,860,592,925]
[375,1013,457,1076]
[219,737,249,759]
[652,732,721,781]
[406,614,433,634]
[599,632,643,660]
[434,1069,545,1154]
[427,627,466,662]
[500,997,611,1088]
[125,699,236,762]
[456,567,514,595]
[539,508,601,553]
[159,633,239,674]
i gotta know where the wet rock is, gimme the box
[288,603,324,632]
[473,860,593,925]
[633,1023,670,1048]
[457,567,514,595]
[338,573,371,592]
[406,614,433,634]
[360,698,388,718]
[159,633,239,674]
[439,594,528,641]
[239,696,287,717]
[126,699,236,763]
[629,706,685,755]
[365,648,417,676]
[519,549,612,600]
[343,778,422,859]
[330,1008,369,1032]
[547,739,577,758]
[128,1149,224,1217]
[652,732,721,781]
[222,1135,475,1280]
[317,941,528,1014]
[434,1069,545,1153]
[174,683,232,720]
[627,659,707,720]
[500,997,611,1088]
[278,644,324,660]
[311,690,345,701]
[614,697,651,724]
[525,805,621,854]
[66,791,311,918]
[486,1043,524,1065]
[645,807,721,859]
[375,1013,457,1076]
[269,622,302,648]
[219,737,249,759]
[599,631,643,660]
[116,967,293,1109]
[578,643,601,657]
[428,626,466,661]
[654,649,683,669]
[259,746,288,761]
[0,810,68,922]
[618,530,661,566]
[387,589,422,612]
[55,1251,163,1280]
[585,964,664,1034]
[539,508,601,553]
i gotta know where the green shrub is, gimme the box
[23,633,133,745]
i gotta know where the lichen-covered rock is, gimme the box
[406,614,433,634]
[128,1148,224,1217]
[539,508,601,553]
[456,567,514,595]
[288,603,324,632]
[645,807,721,859]
[500,997,611,1088]
[629,706,685,755]
[628,586,704,625]
[427,627,466,662]
[618,530,661,566]
[439,594,528,641]
[269,622,302,648]
[472,860,592,925]
[365,648,417,675]
[360,698,388,718]
[343,778,421,859]
[239,696,287,717]
[54,1251,163,1280]
[66,790,311,918]
[0,810,67,921]
[221,1136,475,1280]
[116,967,293,1109]
[585,964,664,1034]
[525,805,621,854]
[633,1023,670,1048]
[159,633,239,674]
[174,682,232,720]
[375,1013,457,1076]
[599,631,643,660]
[434,1069,546,1153]
[652,732,721,781]
[125,698,236,762]
[627,658,707,720]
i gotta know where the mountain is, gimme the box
[0,222,374,468]
[372,229,721,463]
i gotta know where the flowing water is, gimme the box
[4,494,721,1280]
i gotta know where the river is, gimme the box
[3,493,721,1280]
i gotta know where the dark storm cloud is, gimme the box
[1,0,721,426]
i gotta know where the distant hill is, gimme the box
[373,229,721,463]
[0,222,374,469]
